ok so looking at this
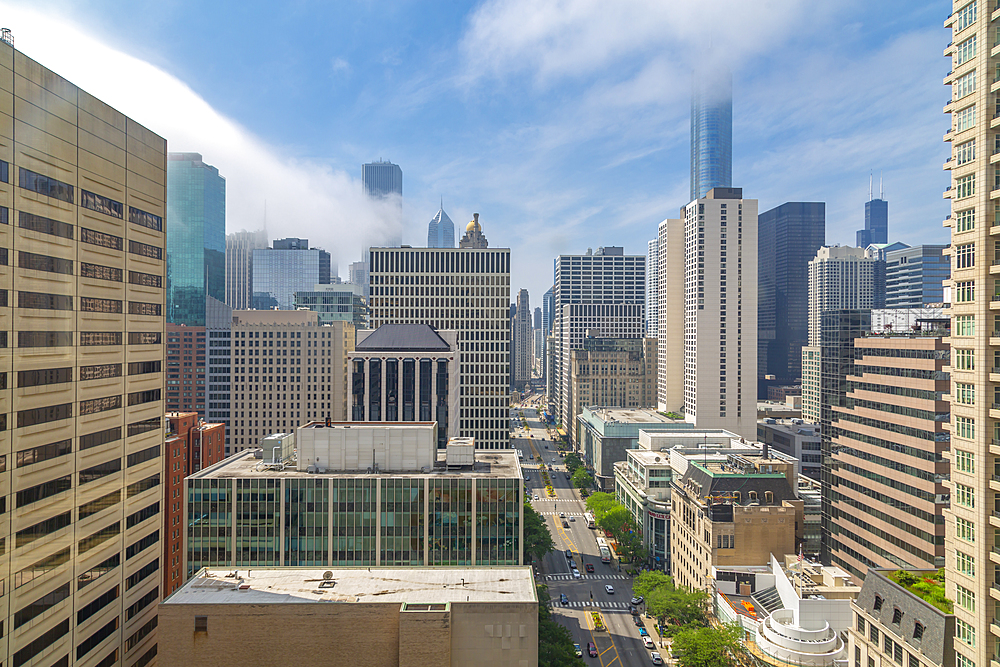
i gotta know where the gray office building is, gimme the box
[757,202,826,393]
[252,238,332,310]
[885,245,949,308]
[207,296,234,453]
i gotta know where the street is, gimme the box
[512,400,663,667]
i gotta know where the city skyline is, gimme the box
[0,1,951,301]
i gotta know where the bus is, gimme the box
[583,512,596,529]
[596,537,612,564]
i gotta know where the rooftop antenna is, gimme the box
[879,171,883,200]
[868,172,872,202]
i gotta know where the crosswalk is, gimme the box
[539,511,583,516]
[544,573,629,581]
[550,600,633,610]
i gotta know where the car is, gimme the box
[565,473,571,479]
[629,605,639,616]
[633,615,644,627]
[588,643,598,658]
[560,593,569,605]
[631,595,644,605]
[605,585,615,595]
[570,560,578,570]
[569,516,576,522]
[565,549,573,559]
[559,512,566,518]
[643,636,655,649]
[533,494,539,500]
[650,652,663,665]
[573,569,582,579]
[585,563,594,572]
[544,444,548,449]
[529,455,534,460]
[639,627,649,637]
[562,520,569,528]
[574,644,583,658]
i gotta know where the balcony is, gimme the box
[990,511,1000,529]
[991,546,1000,565]
[944,186,954,199]
[990,582,1000,601]
[992,618,1000,637]
[944,157,955,170]
[991,474,1000,492]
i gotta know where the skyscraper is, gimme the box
[0,41,164,667]
[690,69,733,201]
[427,203,455,248]
[942,3,990,663]
[368,217,511,449]
[856,180,888,247]
[646,237,659,337]
[533,307,542,330]
[225,228,268,311]
[658,188,758,439]
[884,244,949,308]
[251,238,332,310]
[167,152,226,325]
[542,286,554,388]
[363,159,403,246]
[551,247,645,430]
[514,289,532,389]
[757,202,825,393]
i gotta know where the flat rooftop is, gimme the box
[587,408,683,424]
[627,449,673,466]
[164,567,537,606]
[192,449,522,480]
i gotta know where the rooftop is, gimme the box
[191,448,521,480]
[585,407,685,424]
[626,450,673,466]
[884,569,951,613]
[164,567,537,606]
[355,324,452,352]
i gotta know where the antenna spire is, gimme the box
[869,172,872,202]
[879,171,883,200]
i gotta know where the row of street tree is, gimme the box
[584,492,646,563]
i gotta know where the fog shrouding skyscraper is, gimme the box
[225,228,268,311]
[0,41,165,667]
[167,152,226,325]
[757,202,825,393]
[690,69,733,201]
[363,159,403,246]
[368,217,511,449]
[427,204,455,248]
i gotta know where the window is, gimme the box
[956,582,976,611]
[957,550,976,576]
[81,332,123,346]
[956,139,976,166]
[77,521,120,554]
[128,270,162,288]
[14,582,71,628]
[78,553,120,590]
[76,585,118,624]
[869,624,879,644]
[80,427,121,450]
[79,490,121,520]
[957,34,977,65]
[128,331,161,345]
[18,367,72,388]
[955,314,975,335]
[956,1,977,32]
[873,595,883,611]
[126,586,157,621]
[892,608,903,625]
[127,474,159,498]
[856,613,866,633]
[19,167,74,203]
[17,403,72,428]
[955,417,975,440]
[129,206,162,231]
[18,331,72,347]
[128,360,161,375]
[125,530,158,560]
[19,291,73,310]
[956,105,976,132]
[956,208,975,232]
[79,459,121,485]
[81,190,123,218]
[126,502,158,529]
[77,617,119,660]
[954,70,976,100]
[127,417,161,437]
[956,482,975,507]
[16,512,71,548]
[127,389,160,407]
[80,262,123,282]
[128,240,162,260]
[195,616,208,632]
[955,448,975,472]
[80,297,122,313]
[957,517,975,543]
[957,654,974,667]
[12,618,69,667]
[913,621,924,640]
[80,364,123,381]
[19,251,73,275]
[955,243,976,268]
[14,546,70,589]
[79,395,122,415]
[80,227,123,251]
[127,445,160,468]
[957,618,976,647]
[16,440,71,468]
[956,280,975,302]
[125,558,156,590]
[955,382,975,405]
[128,301,161,316]
[956,174,976,199]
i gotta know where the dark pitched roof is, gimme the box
[356,324,451,352]
[680,463,797,505]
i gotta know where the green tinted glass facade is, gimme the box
[167,152,225,325]
[187,475,520,574]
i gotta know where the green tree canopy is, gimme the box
[585,492,618,520]
[572,467,592,490]
[672,624,742,667]
[564,452,583,474]
[633,571,674,599]
[633,573,709,630]
[523,501,554,563]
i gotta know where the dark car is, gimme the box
[565,549,573,559]
[565,473,571,480]
[630,605,639,616]
[585,563,594,573]
[588,642,598,658]
[562,520,569,528]
[633,615,644,627]
[560,593,569,605]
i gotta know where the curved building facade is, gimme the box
[690,70,733,201]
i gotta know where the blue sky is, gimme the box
[2,0,952,304]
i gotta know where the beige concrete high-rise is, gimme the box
[0,42,165,667]
[943,3,993,666]
[228,310,353,453]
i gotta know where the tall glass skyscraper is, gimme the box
[363,159,403,246]
[427,204,455,248]
[167,152,226,325]
[690,70,733,201]
[856,196,888,247]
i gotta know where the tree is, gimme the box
[523,501,554,563]
[633,573,709,633]
[672,624,742,667]
[572,467,592,490]
[585,492,618,521]
[564,452,583,474]
[633,571,674,599]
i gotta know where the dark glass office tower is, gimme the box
[757,202,826,395]
[167,152,226,325]
[363,159,403,246]
[856,197,888,247]
[690,70,733,201]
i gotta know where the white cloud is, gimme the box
[331,57,350,74]
[0,3,398,275]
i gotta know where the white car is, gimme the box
[650,652,663,665]
[643,636,655,649]
[605,585,615,594]
[572,569,582,579]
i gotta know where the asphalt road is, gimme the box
[511,400,662,667]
